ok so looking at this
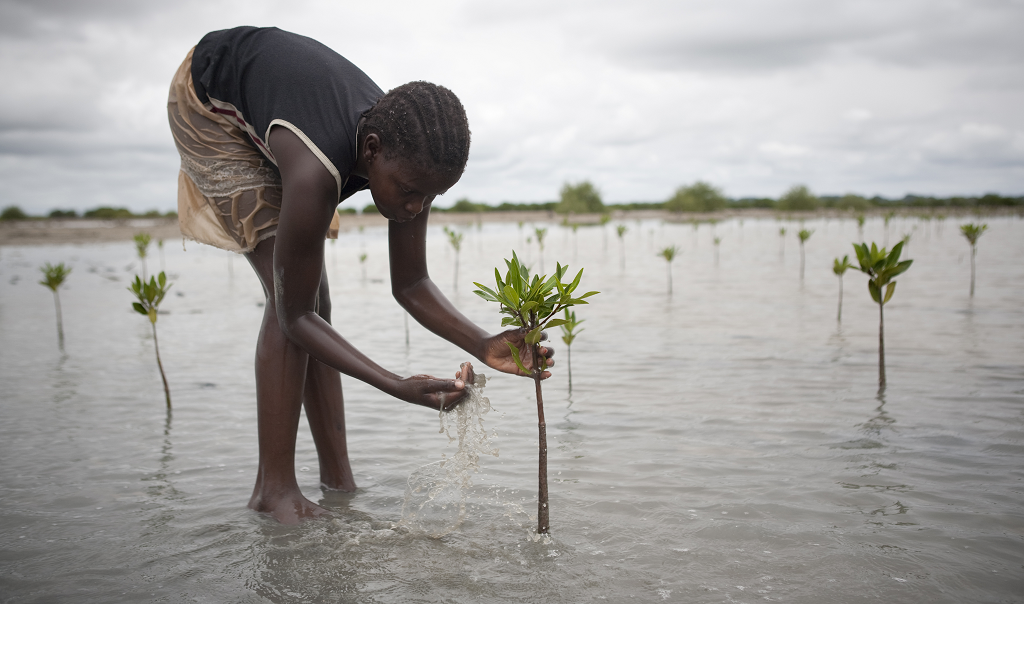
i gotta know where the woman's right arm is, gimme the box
[267,126,468,409]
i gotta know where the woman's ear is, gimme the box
[362,132,382,165]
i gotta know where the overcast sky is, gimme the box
[1,0,1021,213]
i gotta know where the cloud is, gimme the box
[0,0,1022,214]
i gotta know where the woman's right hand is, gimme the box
[391,362,474,411]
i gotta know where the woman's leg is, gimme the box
[244,237,329,523]
[302,265,357,492]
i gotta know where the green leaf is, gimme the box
[505,341,532,376]
[886,241,904,266]
[566,268,584,294]
[577,290,600,300]
[544,318,570,329]
[502,284,520,306]
[889,259,913,279]
[883,281,896,304]
[525,327,543,345]
[868,280,882,304]
[133,302,147,316]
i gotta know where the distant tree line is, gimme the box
[1,206,177,220]
[6,183,1022,223]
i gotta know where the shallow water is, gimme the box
[1,214,1022,603]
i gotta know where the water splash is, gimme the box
[400,374,498,537]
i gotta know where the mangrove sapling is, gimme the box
[658,245,678,295]
[158,239,165,273]
[39,262,71,350]
[883,211,894,246]
[359,252,367,282]
[852,242,913,390]
[856,214,865,238]
[134,232,151,281]
[616,225,628,270]
[832,255,854,322]
[559,309,584,393]
[534,227,548,273]
[960,223,987,297]
[130,271,173,409]
[443,226,464,290]
[600,214,611,252]
[713,236,721,266]
[779,227,786,258]
[797,229,813,280]
[473,252,598,534]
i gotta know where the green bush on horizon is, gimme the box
[2,206,29,220]
[777,185,819,211]
[665,181,727,213]
[556,181,604,214]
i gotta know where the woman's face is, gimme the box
[366,153,458,223]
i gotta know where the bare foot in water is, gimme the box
[248,488,330,524]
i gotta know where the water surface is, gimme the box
[1,214,1022,602]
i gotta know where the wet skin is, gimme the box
[243,125,552,523]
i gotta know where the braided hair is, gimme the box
[360,81,471,178]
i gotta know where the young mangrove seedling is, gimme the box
[798,229,813,280]
[473,251,598,534]
[778,227,787,258]
[571,223,580,260]
[883,211,894,246]
[832,255,854,322]
[130,271,173,410]
[853,242,913,390]
[658,245,678,295]
[599,214,611,252]
[134,232,152,281]
[559,309,584,393]
[713,236,722,266]
[359,252,367,282]
[39,262,71,350]
[534,227,548,273]
[856,214,865,238]
[616,224,628,270]
[960,223,987,297]
[158,239,165,273]
[443,226,464,290]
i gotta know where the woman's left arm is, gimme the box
[389,208,553,378]
[389,206,489,357]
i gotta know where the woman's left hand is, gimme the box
[480,329,554,379]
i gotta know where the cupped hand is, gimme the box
[480,329,554,379]
[394,362,476,411]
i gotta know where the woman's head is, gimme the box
[358,81,471,221]
[361,81,471,179]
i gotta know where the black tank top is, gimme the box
[191,26,384,202]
